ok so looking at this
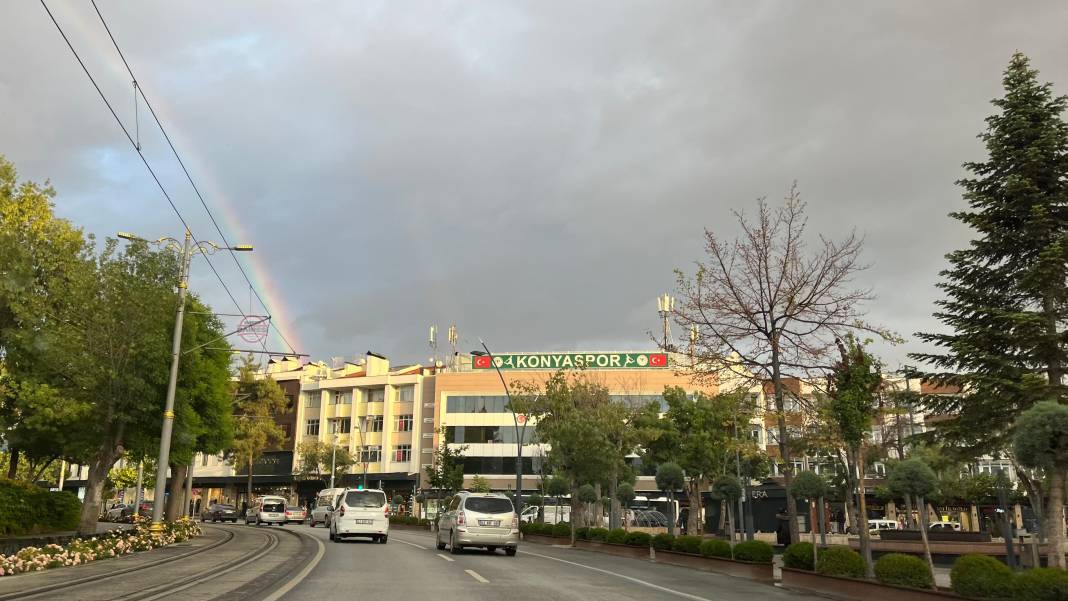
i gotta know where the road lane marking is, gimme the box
[260,531,326,601]
[465,569,489,583]
[396,539,427,550]
[519,550,714,601]
[437,554,455,562]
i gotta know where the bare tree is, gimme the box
[673,184,893,542]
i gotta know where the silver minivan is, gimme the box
[436,492,518,556]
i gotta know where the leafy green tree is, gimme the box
[656,462,684,535]
[296,439,356,484]
[888,459,938,583]
[1014,402,1068,568]
[615,482,636,530]
[230,357,287,504]
[789,470,828,567]
[545,474,569,525]
[470,474,491,493]
[712,474,743,541]
[915,52,1068,450]
[424,427,467,497]
[825,335,882,576]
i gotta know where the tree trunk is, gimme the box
[667,491,676,536]
[570,482,580,545]
[165,464,187,522]
[246,457,254,504]
[608,478,619,530]
[687,478,702,535]
[843,484,855,534]
[727,499,735,544]
[594,483,604,528]
[771,343,800,544]
[810,500,818,568]
[918,494,936,586]
[78,452,115,535]
[904,494,915,529]
[6,448,18,480]
[1046,469,1066,569]
[854,447,874,579]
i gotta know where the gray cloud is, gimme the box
[2,1,1067,368]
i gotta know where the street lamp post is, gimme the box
[330,432,338,489]
[117,230,252,533]
[472,342,526,520]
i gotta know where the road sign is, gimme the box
[517,414,527,424]
[238,315,270,343]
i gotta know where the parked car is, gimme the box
[930,521,962,532]
[329,488,390,543]
[869,519,899,534]
[202,503,240,523]
[436,492,518,556]
[310,488,345,528]
[285,505,307,524]
[103,503,129,522]
[245,496,288,526]
[137,501,154,519]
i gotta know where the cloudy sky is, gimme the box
[2,1,1067,369]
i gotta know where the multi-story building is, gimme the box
[291,352,438,507]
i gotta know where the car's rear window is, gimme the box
[344,491,386,507]
[262,502,284,512]
[218,505,234,510]
[286,506,302,511]
[464,497,513,514]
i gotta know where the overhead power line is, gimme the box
[89,0,296,356]
[40,0,296,356]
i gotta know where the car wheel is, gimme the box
[329,529,336,542]
[506,548,517,557]
[436,534,446,550]
[488,546,497,554]
[450,531,462,555]
[381,536,388,544]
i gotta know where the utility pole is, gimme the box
[472,341,525,522]
[185,462,194,518]
[133,460,143,515]
[118,230,252,532]
[330,432,338,489]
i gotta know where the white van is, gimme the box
[310,488,346,528]
[329,488,390,543]
[245,495,288,526]
[868,519,899,535]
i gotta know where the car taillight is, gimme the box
[512,515,519,530]
[339,506,346,516]
[384,506,390,517]
[457,511,466,526]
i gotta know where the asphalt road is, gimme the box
[283,525,826,601]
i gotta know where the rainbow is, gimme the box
[58,3,303,356]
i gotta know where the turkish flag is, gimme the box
[474,355,492,369]
[649,353,667,367]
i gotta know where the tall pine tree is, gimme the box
[913,52,1068,456]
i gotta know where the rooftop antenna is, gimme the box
[657,293,675,351]
[448,324,458,371]
[429,325,438,366]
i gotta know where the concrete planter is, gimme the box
[523,533,567,545]
[574,539,652,560]
[781,568,964,601]
[653,549,774,583]
[389,523,431,531]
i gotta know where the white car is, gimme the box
[329,488,390,544]
[930,521,962,532]
[245,495,288,526]
[310,487,345,528]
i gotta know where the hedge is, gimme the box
[606,528,628,544]
[873,553,933,590]
[672,535,703,555]
[732,540,774,564]
[652,533,675,551]
[1013,568,1068,601]
[0,481,81,536]
[588,527,609,542]
[699,539,732,559]
[950,554,1014,599]
[816,546,865,578]
[625,531,652,547]
[783,542,817,571]
[388,515,430,526]
[575,526,590,540]
[552,522,571,538]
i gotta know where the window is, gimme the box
[464,497,513,514]
[201,454,208,466]
[332,391,350,405]
[329,417,351,434]
[368,389,385,403]
[444,425,538,444]
[367,415,384,432]
[306,419,320,436]
[305,392,321,408]
[284,394,295,409]
[393,444,412,462]
[749,426,763,444]
[360,445,382,463]
[344,490,386,508]
[397,385,415,403]
[281,424,292,439]
[872,462,887,476]
[395,414,414,432]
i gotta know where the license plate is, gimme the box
[355,519,373,524]
[478,520,500,527]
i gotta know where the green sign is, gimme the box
[472,352,669,370]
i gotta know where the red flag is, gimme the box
[474,355,492,369]
[649,353,667,367]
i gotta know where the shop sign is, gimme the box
[473,352,669,370]
[235,451,293,476]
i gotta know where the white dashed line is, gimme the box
[465,569,489,583]
[395,539,427,550]
[437,553,455,562]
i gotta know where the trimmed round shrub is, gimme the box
[950,554,1014,599]
[816,546,865,578]
[1014,567,1068,601]
[625,531,652,547]
[783,542,817,571]
[672,535,702,554]
[732,540,774,564]
[652,533,675,550]
[575,526,590,540]
[0,482,81,536]
[700,539,732,559]
[519,522,537,535]
[552,522,571,538]
[874,553,933,590]
[538,523,556,536]
[588,527,609,542]
[605,528,628,544]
